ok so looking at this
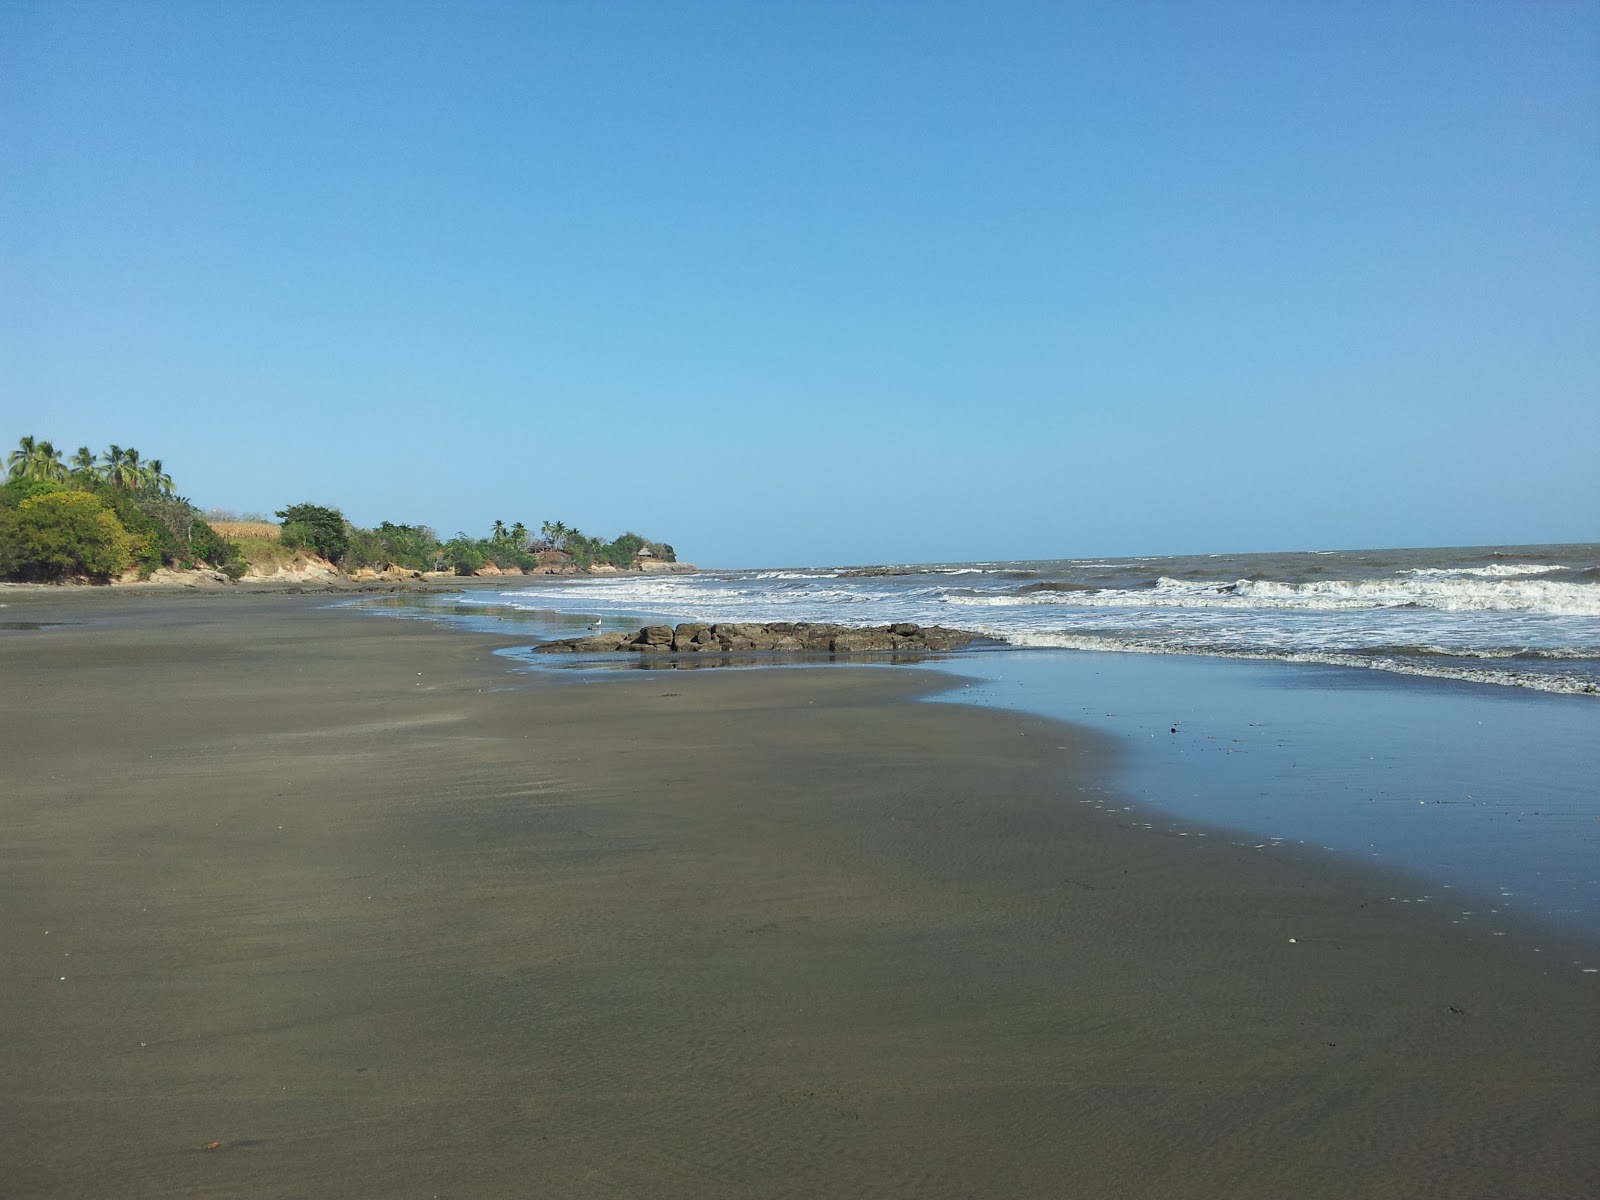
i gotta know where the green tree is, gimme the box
[0,478,65,510]
[562,528,599,567]
[443,533,486,576]
[275,503,349,563]
[187,518,247,578]
[0,490,132,581]
[540,520,570,551]
[370,522,442,572]
[100,445,134,490]
[597,531,645,567]
[5,435,37,480]
[7,436,67,482]
[89,485,178,576]
[69,446,100,480]
[143,458,174,494]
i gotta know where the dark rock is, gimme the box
[535,620,979,656]
[831,630,897,652]
[574,633,628,652]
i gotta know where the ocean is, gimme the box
[351,543,1599,947]
[466,543,1600,696]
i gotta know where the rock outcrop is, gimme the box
[240,553,342,582]
[536,621,977,655]
[351,564,428,581]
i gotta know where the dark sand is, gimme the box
[1,590,1595,1199]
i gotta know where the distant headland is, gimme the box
[1,435,690,586]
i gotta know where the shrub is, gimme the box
[188,519,247,578]
[89,485,178,577]
[443,535,486,575]
[0,478,66,510]
[276,503,349,563]
[0,490,132,582]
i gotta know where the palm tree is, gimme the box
[7,435,38,480]
[39,442,64,481]
[510,521,529,549]
[123,448,142,490]
[100,445,128,489]
[144,458,174,494]
[7,437,66,482]
[492,519,508,544]
[70,446,99,480]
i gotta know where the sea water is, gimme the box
[353,544,1600,941]
[918,649,1598,943]
[461,543,1600,695]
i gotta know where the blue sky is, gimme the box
[3,1,1596,567]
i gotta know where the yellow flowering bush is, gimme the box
[0,489,132,581]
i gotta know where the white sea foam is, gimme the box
[939,575,1599,617]
[994,631,1599,695]
[1401,563,1566,579]
[473,549,1599,695]
[747,570,843,581]
[1230,576,1598,615]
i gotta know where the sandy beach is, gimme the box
[1,589,1595,1199]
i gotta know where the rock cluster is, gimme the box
[536,621,977,655]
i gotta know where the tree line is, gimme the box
[3,435,677,583]
[2,438,243,581]
[275,504,676,575]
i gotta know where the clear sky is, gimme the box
[3,1,1596,567]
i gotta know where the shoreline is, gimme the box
[2,590,1596,1197]
[0,571,621,598]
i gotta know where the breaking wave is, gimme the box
[973,574,1598,617]
[470,543,1599,696]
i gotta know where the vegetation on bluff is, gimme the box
[270,503,676,576]
[3,434,678,583]
[2,438,244,581]
[0,490,133,582]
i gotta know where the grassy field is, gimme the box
[209,520,280,540]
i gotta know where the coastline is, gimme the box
[2,590,1596,1198]
[0,571,563,600]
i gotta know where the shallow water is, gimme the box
[919,650,1600,942]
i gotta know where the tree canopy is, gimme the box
[0,490,132,581]
[2,435,243,581]
[275,503,350,564]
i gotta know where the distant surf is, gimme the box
[469,544,1600,695]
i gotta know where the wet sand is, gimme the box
[1,590,1596,1198]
